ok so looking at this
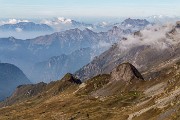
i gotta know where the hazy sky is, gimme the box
[0,0,179,18]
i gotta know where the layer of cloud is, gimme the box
[118,23,179,51]
[0,19,29,25]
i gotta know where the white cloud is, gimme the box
[41,17,72,26]
[0,19,29,25]
[40,17,74,31]
[118,23,179,51]
[41,17,94,31]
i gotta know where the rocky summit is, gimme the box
[110,63,144,82]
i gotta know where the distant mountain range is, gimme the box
[0,63,31,101]
[0,18,151,82]
[31,48,92,83]
[0,18,180,119]
[0,22,53,32]
[75,22,180,81]
[41,17,94,31]
[0,15,178,34]
[121,18,150,28]
[147,15,180,24]
[42,16,180,31]
[33,19,150,81]
[0,17,153,39]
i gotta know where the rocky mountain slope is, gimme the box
[0,73,81,107]
[0,60,179,120]
[75,22,180,81]
[0,63,31,101]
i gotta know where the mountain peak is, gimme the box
[68,28,81,32]
[122,18,150,27]
[110,62,144,82]
[58,17,71,21]
[83,28,96,34]
[8,36,16,40]
[83,28,92,31]
[62,73,82,84]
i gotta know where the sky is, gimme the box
[0,0,179,18]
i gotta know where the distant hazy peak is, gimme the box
[121,18,150,27]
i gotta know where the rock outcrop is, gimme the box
[110,63,144,82]
[91,63,144,97]
[62,73,82,84]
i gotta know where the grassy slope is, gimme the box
[0,62,180,120]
